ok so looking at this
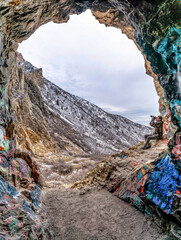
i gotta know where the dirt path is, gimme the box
[43,187,168,240]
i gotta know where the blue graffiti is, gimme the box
[145,154,181,214]
[30,185,42,209]
[22,200,36,219]
[157,27,181,75]
[170,99,181,127]
[0,175,18,198]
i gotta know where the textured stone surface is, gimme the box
[73,141,168,190]
[0,0,180,238]
[0,133,52,239]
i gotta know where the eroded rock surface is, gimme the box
[0,133,52,239]
[0,0,180,239]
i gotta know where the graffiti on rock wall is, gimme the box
[115,161,154,212]
[157,28,181,128]
[159,96,175,138]
[172,131,181,160]
[170,99,181,127]
[156,27,181,75]
[112,151,129,159]
[0,126,45,239]
[145,154,181,214]
[141,26,181,138]
[114,153,181,220]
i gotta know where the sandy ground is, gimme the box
[43,187,169,240]
[42,140,171,240]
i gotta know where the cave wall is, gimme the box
[92,1,181,150]
[0,0,180,148]
[0,0,180,238]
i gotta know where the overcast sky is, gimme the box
[18,10,159,126]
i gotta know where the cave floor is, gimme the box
[42,140,169,240]
[43,187,168,240]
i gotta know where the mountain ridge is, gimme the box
[14,53,151,157]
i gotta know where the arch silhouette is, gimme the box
[0,0,180,145]
[0,0,181,237]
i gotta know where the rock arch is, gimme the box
[0,0,180,146]
[0,0,181,238]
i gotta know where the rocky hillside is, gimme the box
[13,53,151,157]
[8,54,152,186]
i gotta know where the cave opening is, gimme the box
[18,10,159,126]
[0,1,181,238]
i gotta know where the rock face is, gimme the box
[13,54,151,157]
[9,54,151,187]
[0,132,52,239]
[0,0,180,239]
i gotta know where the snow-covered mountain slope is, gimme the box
[13,54,151,156]
[41,78,151,153]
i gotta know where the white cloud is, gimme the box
[99,104,128,113]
